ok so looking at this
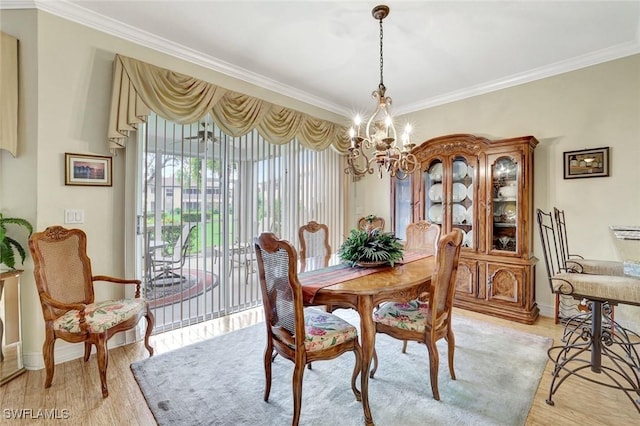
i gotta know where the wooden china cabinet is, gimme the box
[392,133,539,324]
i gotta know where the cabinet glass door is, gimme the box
[491,156,519,253]
[425,160,444,226]
[452,156,474,249]
[393,172,412,240]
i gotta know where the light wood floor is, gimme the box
[1,307,638,425]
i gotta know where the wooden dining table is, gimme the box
[298,253,436,426]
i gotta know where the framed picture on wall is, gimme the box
[563,147,610,179]
[65,153,113,186]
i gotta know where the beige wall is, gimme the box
[354,54,640,325]
[0,9,345,369]
[2,8,639,369]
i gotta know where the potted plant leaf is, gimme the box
[339,228,404,267]
[0,212,33,270]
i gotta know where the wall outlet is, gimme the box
[64,209,85,224]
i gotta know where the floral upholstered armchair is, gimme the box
[29,226,154,398]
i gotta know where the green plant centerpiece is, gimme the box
[339,228,404,267]
[0,212,33,270]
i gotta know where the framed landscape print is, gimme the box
[65,153,113,186]
[563,147,610,179]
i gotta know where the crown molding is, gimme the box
[4,0,349,117]
[397,40,640,115]
[0,0,36,8]
[5,1,640,118]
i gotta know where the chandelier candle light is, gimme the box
[345,5,418,180]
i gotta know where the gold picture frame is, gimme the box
[65,153,113,186]
[563,147,609,179]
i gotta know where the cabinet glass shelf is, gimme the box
[494,223,517,228]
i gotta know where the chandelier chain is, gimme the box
[379,17,384,86]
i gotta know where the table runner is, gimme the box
[299,250,432,303]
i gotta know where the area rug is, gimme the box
[146,269,219,309]
[131,309,552,426]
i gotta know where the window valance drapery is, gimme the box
[0,32,19,156]
[108,54,350,153]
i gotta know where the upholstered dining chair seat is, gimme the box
[565,259,624,276]
[553,273,640,305]
[373,301,432,333]
[296,307,358,352]
[53,299,148,334]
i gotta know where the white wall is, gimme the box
[0,9,346,369]
[354,54,640,326]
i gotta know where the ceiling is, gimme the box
[13,1,640,118]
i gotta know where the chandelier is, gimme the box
[344,5,418,180]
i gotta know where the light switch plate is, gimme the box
[64,209,85,224]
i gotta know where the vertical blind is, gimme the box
[143,113,345,332]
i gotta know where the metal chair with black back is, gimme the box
[150,224,197,283]
[536,208,640,412]
[554,207,624,323]
[554,207,623,275]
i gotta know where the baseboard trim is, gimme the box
[23,330,139,370]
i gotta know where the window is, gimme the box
[140,113,345,332]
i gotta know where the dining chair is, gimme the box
[357,215,385,232]
[229,242,257,285]
[370,228,463,400]
[254,233,362,425]
[29,226,154,397]
[554,207,623,275]
[150,223,197,282]
[398,220,441,352]
[404,220,441,254]
[298,221,331,260]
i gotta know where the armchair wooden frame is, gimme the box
[29,226,154,398]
